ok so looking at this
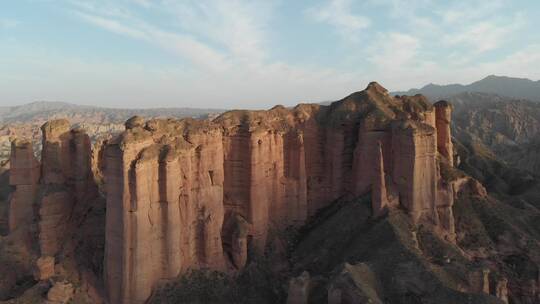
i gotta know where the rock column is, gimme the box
[434,101,453,166]
[371,141,388,217]
[8,139,40,232]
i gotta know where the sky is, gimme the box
[1,0,540,109]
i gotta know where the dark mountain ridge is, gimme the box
[394,75,540,101]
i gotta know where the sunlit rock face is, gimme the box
[434,100,454,166]
[99,82,458,303]
[103,119,227,304]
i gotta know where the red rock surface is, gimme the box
[33,256,55,281]
[38,120,98,257]
[100,82,461,303]
[8,138,40,233]
[7,119,104,302]
[6,82,463,304]
[435,100,454,166]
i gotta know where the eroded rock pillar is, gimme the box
[434,101,453,166]
[8,138,40,233]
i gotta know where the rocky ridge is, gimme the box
[1,82,537,304]
[102,82,466,303]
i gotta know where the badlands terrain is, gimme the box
[0,78,539,304]
[0,102,223,166]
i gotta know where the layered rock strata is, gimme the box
[8,119,101,284]
[39,120,98,256]
[434,100,454,166]
[103,82,457,303]
[8,139,40,233]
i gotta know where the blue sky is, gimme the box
[1,0,540,108]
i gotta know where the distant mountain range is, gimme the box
[0,101,225,125]
[393,75,540,101]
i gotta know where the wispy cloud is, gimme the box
[443,16,524,54]
[64,0,362,107]
[368,32,421,68]
[4,0,539,107]
[72,7,230,72]
[162,0,273,65]
[306,0,370,42]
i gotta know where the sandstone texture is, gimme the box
[33,256,55,281]
[46,282,74,304]
[101,82,459,303]
[8,138,40,233]
[38,120,99,257]
[434,100,454,166]
[3,82,539,304]
[4,119,106,303]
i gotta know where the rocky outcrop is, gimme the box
[469,268,491,294]
[39,120,98,257]
[3,82,464,304]
[286,271,311,304]
[327,263,383,304]
[104,119,226,304]
[7,119,104,303]
[495,277,509,304]
[8,138,40,233]
[434,100,454,166]
[371,142,388,218]
[391,120,438,224]
[33,256,55,281]
[46,282,74,304]
[101,83,462,303]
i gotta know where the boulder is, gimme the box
[33,256,55,281]
[46,282,74,304]
[286,271,311,304]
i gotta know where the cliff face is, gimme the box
[4,82,463,303]
[103,119,227,304]
[6,119,104,302]
[8,139,40,233]
[102,82,458,303]
[39,120,99,257]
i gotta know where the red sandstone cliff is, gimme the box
[6,119,104,302]
[101,82,458,303]
[6,82,464,304]
[8,138,40,233]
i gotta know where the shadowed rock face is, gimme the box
[38,120,99,257]
[101,82,459,303]
[4,119,105,303]
[8,139,40,233]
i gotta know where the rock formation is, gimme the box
[286,271,311,304]
[46,281,74,304]
[370,141,388,218]
[434,100,454,166]
[8,138,40,233]
[5,82,465,304]
[39,120,98,257]
[5,119,104,302]
[101,82,461,303]
[33,256,55,281]
[104,119,227,304]
[495,277,509,304]
[327,263,383,304]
